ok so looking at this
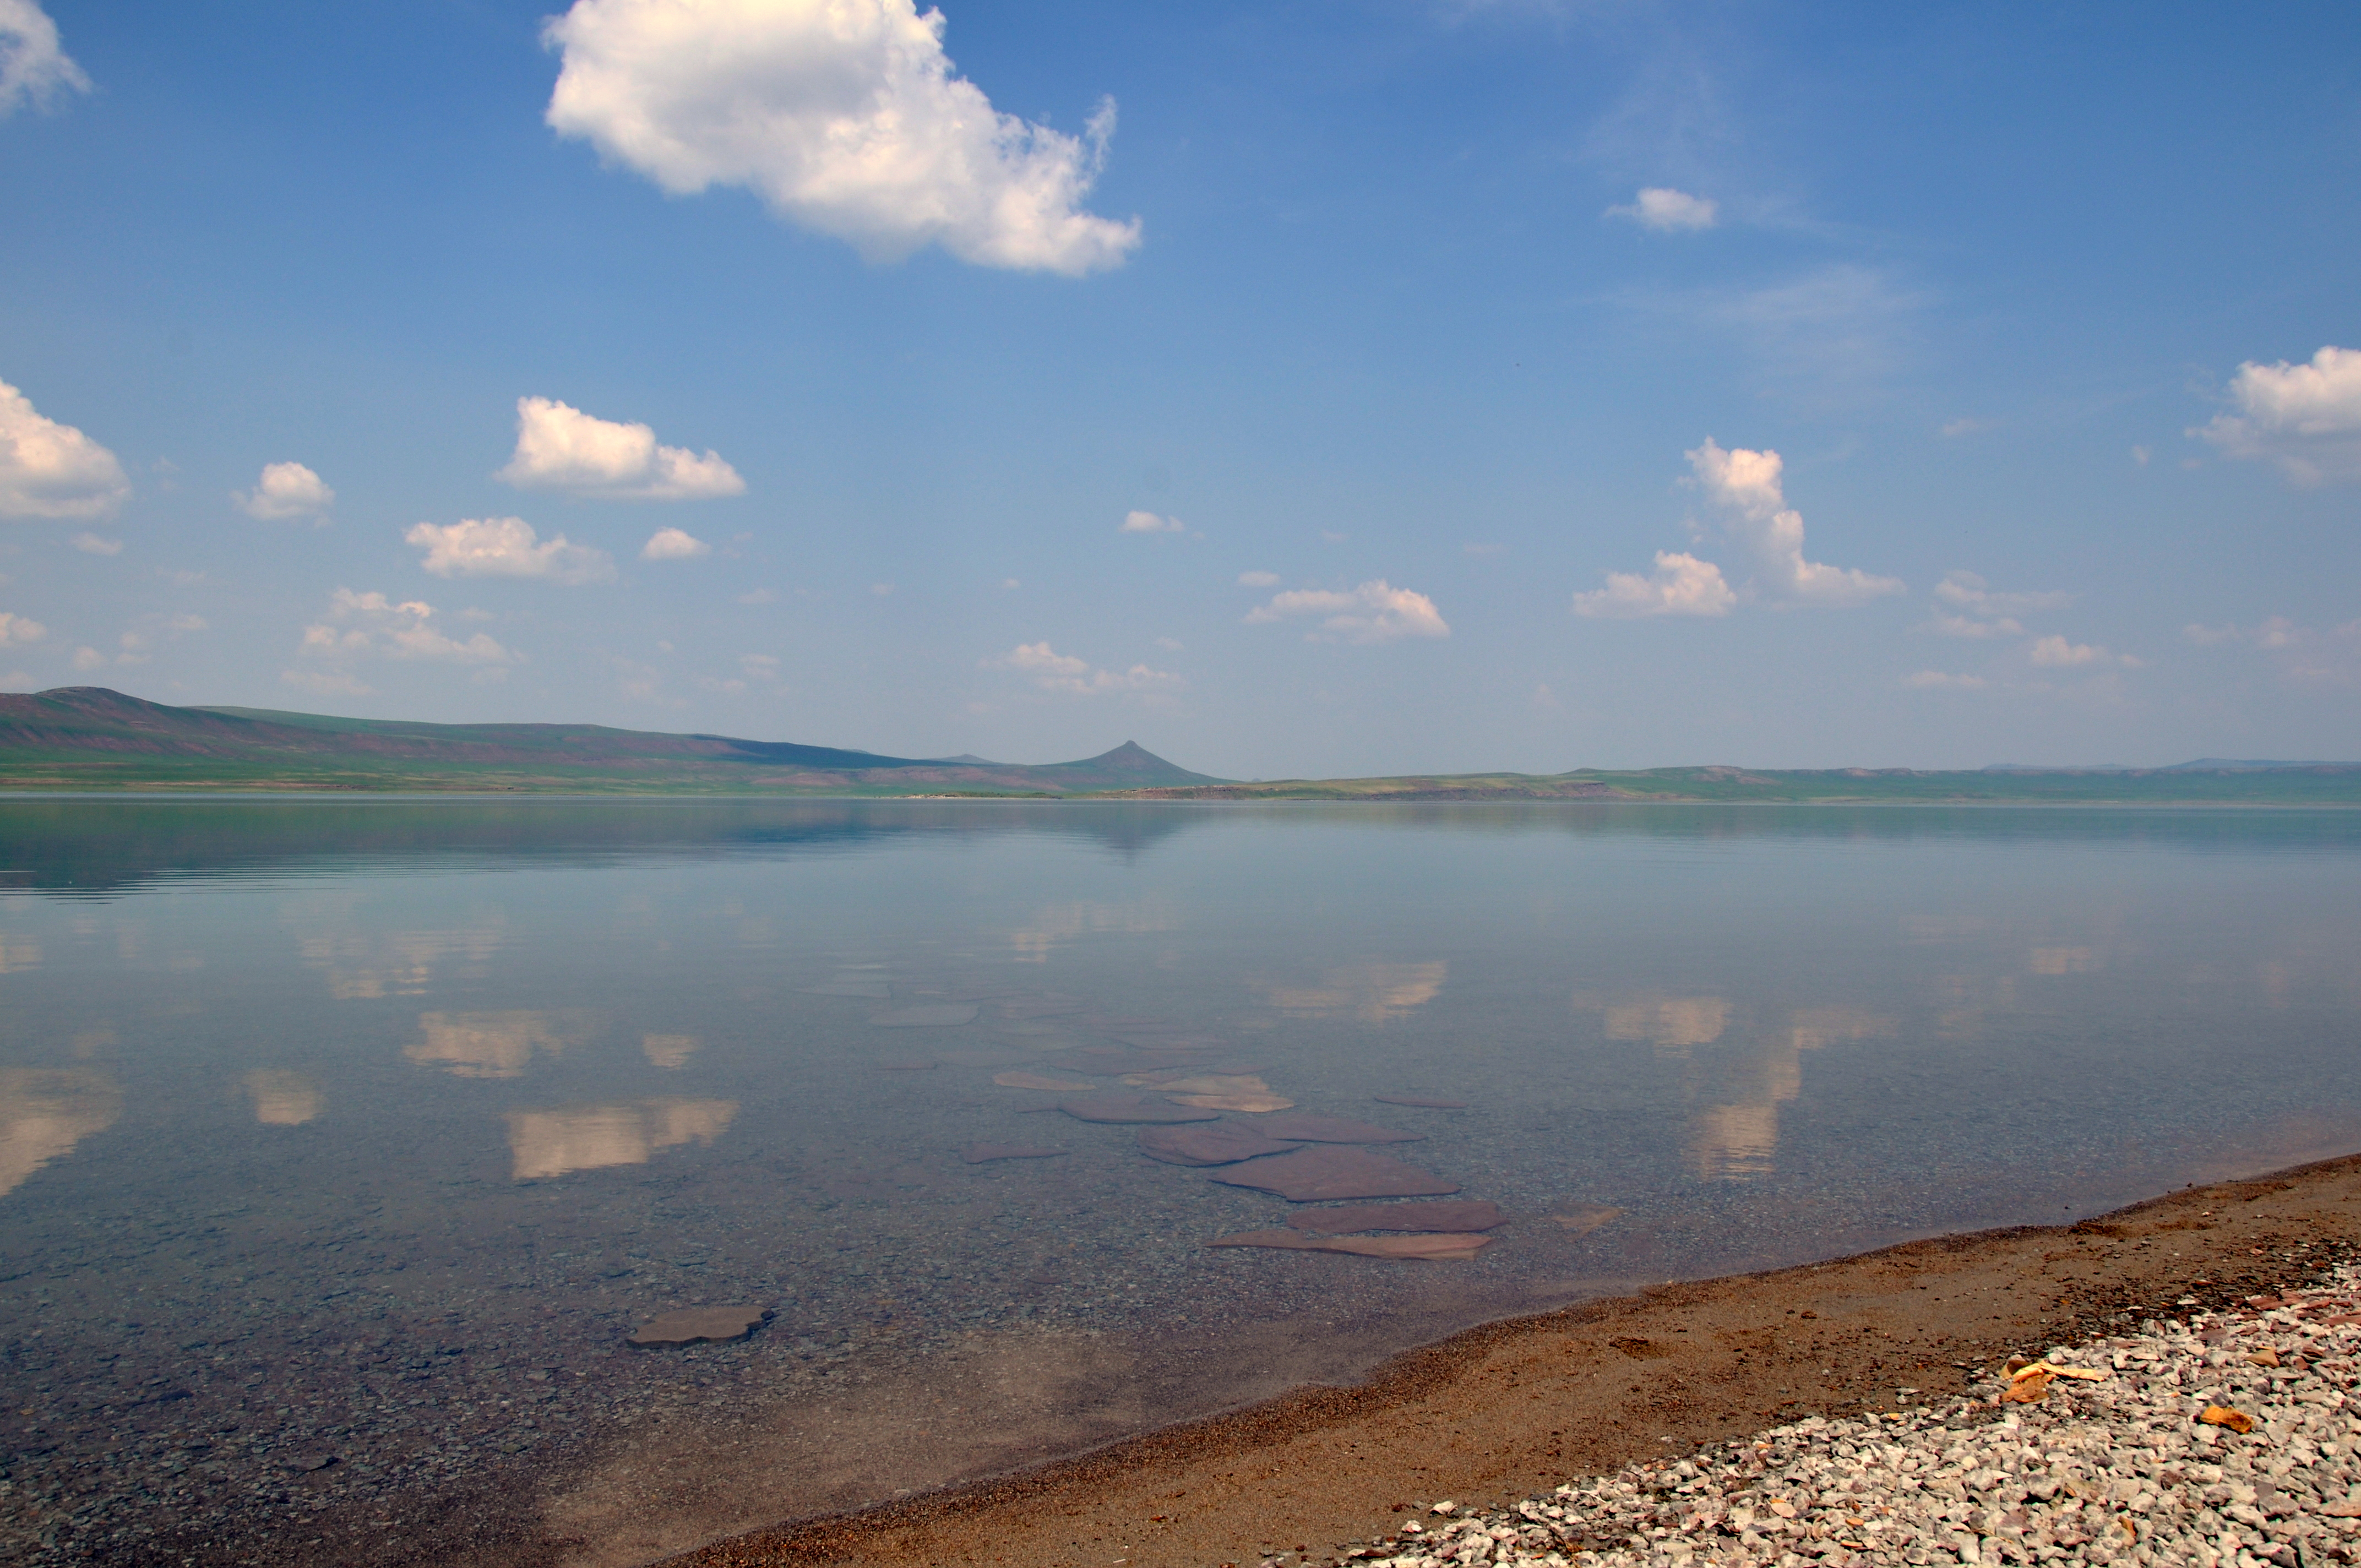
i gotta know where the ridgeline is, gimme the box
[2,687,2357,803]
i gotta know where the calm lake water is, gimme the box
[2,797,2358,1565]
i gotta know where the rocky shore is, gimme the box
[1337,1266,2361,1567]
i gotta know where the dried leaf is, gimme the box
[2001,1368,2054,1403]
[2198,1405,2256,1433]
[2245,1347,2281,1368]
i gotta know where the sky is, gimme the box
[1,0,2357,777]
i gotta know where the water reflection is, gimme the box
[641,1033,699,1069]
[1684,1007,1896,1180]
[2031,946,2099,975]
[244,1069,323,1126]
[1602,995,1732,1049]
[0,1068,120,1196]
[1260,960,1447,1022]
[1009,901,1179,962]
[505,1097,738,1179]
[298,925,504,1000]
[405,1010,586,1079]
[0,936,37,973]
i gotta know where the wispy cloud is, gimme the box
[295,589,515,677]
[988,641,1183,696]
[1571,551,1733,618]
[1245,580,1450,643]
[0,1,89,117]
[1606,186,1717,231]
[2184,615,2361,683]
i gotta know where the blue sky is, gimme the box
[2,0,2357,776]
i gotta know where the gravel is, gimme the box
[1308,1264,2361,1568]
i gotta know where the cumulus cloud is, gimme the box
[988,641,1183,696]
[1245,580,1450,643]
[1237,570,1279,587]
[2194,346,2361,483]
[496,396,744,500]
[236,461,335,521]
[405,516,616,584]
[1685,438,1903,607]
[1571,550,1734,619]
[1121,510,1184,533]
[641,526,710,560]
[298,589,515,667]
[542,0,1140,276]
[69,531,119,556]
[0,377,128,519]
[0,609,44,644]
[0,1,89,117]
[1607,187,1717,232]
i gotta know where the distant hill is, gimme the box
[0,687,1223,794]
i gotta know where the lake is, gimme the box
[2,797,2357,1565]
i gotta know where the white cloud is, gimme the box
[1932,570,2072,619]
[2194,346,2361,483]
[298,588,515,667]
[641,526,710,560]
[1685,438,1903,607]
[1237,570,1280,587]
[405,516,616,584]
[542,0,1140,276]
[496,397,745,500]
[2183,615,2361,683]
[1121,509,1184,533]
[69,531,119,556]
[236,460,335,521]
[166,614,206,633]
[1606,186,1717,232]
[0,610,44,644]
[988,641,1183,696]
[0,377,128,519]
[281,668,372,698]
[1571,550,1734,618]
[0,1,89,117]
[69,645,103,671]
[1903,670,1989,690]
[2027,634,2129,669]
[1245,579,1450,643]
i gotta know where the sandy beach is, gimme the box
[651,1152,2361,1568]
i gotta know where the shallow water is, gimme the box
[2,798,2358,1564]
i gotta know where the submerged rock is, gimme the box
[626,1306,770,1347]
[1136,1123,1303,1167]
[1204,1229,1491,1260]
[961,1144,1068,1164]
[990,1070,1096,1092]
[1207,1146,1459,1200]
[1256,1113,1424,1144]
[1551,1204,1625,1235]
[1287,1199,1504,1234]
[1058,1093,1222,1125]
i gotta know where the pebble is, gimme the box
[1305,1262,2361,1568]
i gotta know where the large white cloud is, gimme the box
[1606,187,1717,232]
[298,589,515,666]
[1245,580,1450,644]
[2195,346,2361,484]
[405,517,616,584]
[236,460,335,521]
[542,0,1141,276]
[496,397,744,500]
[988,641,1182,696]
[0,609,45,645]
[1571,550,1734,618]
[0,377,128,519]
[1685,438,1903,607]
[0,1,89,117]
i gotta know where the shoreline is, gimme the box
[656,1151,2361,1568]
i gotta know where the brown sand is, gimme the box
[658,1153,2361,1568]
